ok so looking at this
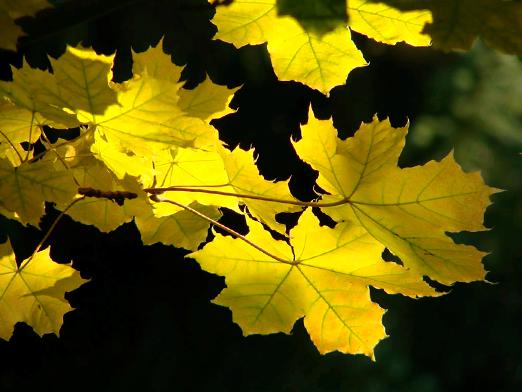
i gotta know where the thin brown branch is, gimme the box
[151,195,293,264]
[144,186,349,208]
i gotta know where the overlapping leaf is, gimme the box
[294,112,497,285]
[347,0,431,46]
[191,209,437,357]
[0,240,87,340]
[0,157,77,226]
[136,202,221,250]
[0,47,116,128]
[147,144,298,233]
[0,98,42,163]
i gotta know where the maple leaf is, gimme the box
[294,111,498,285]
[0,240,87,340]
[0,0,52,51]
[212,0,366,93]
[89,43,223,166]
[190,209,437,357]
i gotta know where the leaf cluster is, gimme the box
[0,0,508,358]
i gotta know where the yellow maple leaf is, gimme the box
[89,43,222,161]
[190,209,437,357]
[0,240,87,340]
[294,111,498,285]
[0,0,52,51]
[212,0,366,93]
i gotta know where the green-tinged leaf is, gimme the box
[178,76,239,120]
[294,111,497,285]
[0,0,52,51]
[0,158,77,226]
[347,0,432,46]
[136,202,221,250]
[0,46,117,127]
[212,0,366,92]
[0,64,76,128]
[190,209,437,357]
[0,240,87,340]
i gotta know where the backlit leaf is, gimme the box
[294,111,497,285]
[347,0,432,46]
[212,0,366,92]
[190,209,437,357]
[0,46,117,127]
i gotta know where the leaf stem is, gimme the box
[23,112,36,162]
[151,195,293,264]
[144,186,349,208]
[20,196,86,271]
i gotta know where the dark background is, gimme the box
[1,1,521,391]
